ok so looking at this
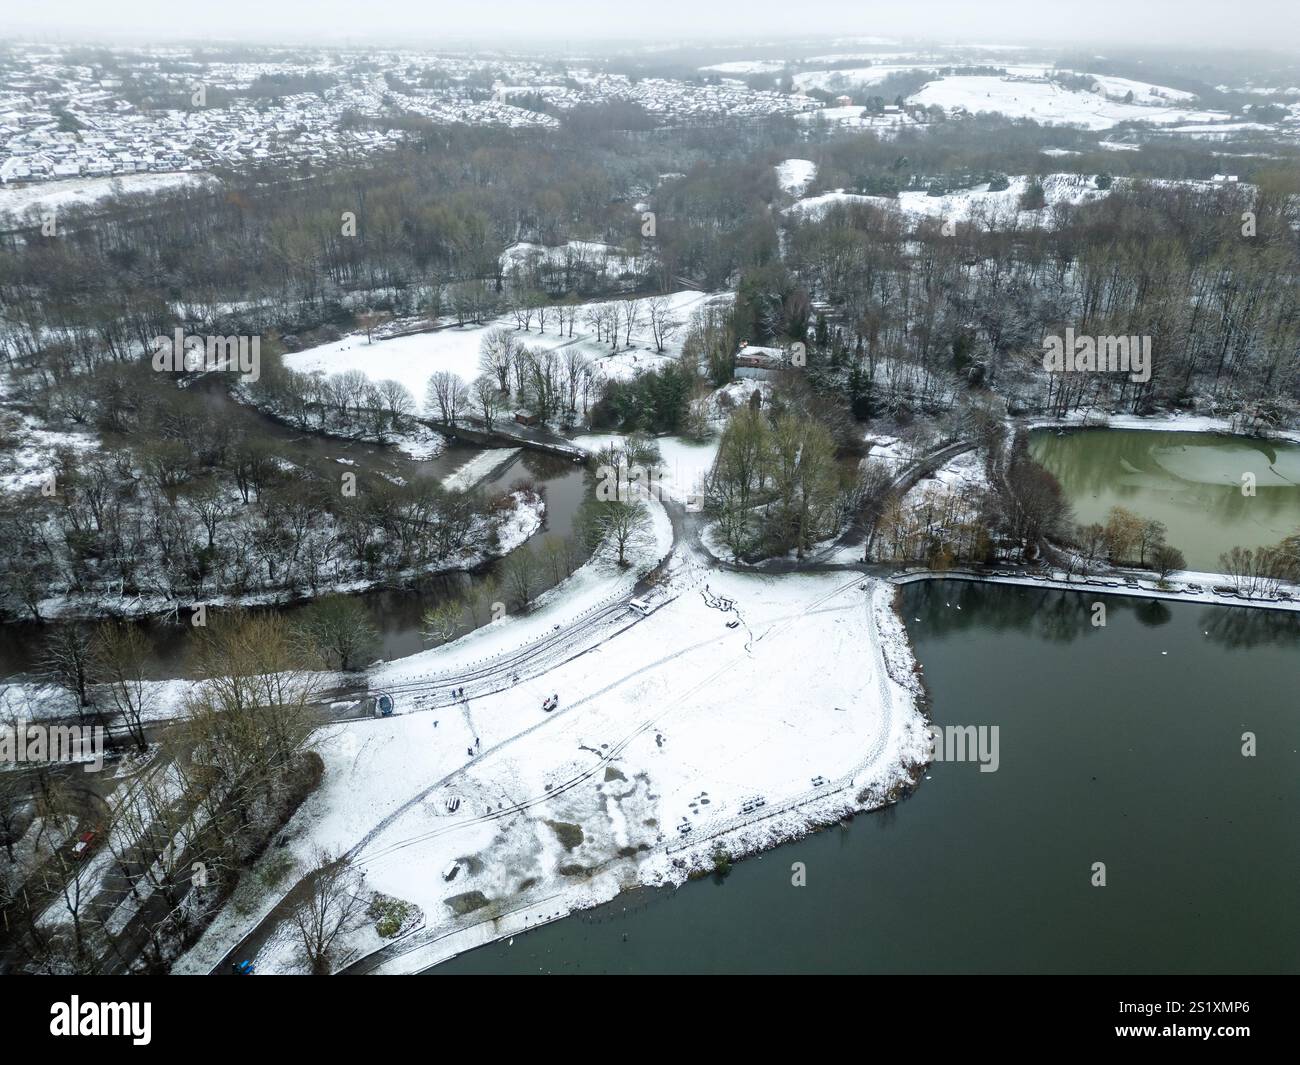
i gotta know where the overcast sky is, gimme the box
[3,0,1299,50]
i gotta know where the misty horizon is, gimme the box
[3,1,1300,52]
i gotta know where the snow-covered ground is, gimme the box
[0,412,99,493]
[775,158,817,197]
[907,75,1228,130]
[900,448,989,507]
[787,173,1244,229]
[499,240,638,279]
[793,64,944,92]
[891,568,1300,614]
[0,172,215,223]
[700,60,788,75]
[1024,410,1300,445]
[573,432,720,509]
[786,189,878,219]
[176,566,929,975]
[797,106,917,133]
[1083,73,1197,105]
[370,493,673,687]
[284,290,726,413]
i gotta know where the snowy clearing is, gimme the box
[0,172,216,223]
[775,158,817,196]
[284,290,726,413]
[907,76,1229,130]
[177,567,928,975]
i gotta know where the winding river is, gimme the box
[0,388,591,680]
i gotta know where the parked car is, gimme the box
[72,830,97,858]
[628,597,652,617]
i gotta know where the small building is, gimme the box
[734,345,786,380]
[513,410,540,427]
[834,94,853,107]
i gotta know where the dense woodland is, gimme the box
[1,103,1299,614]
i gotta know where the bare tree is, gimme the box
[290,850,367,975]
[504,545,538,609]
[471,374,505,431]
[295,595,379,672]
[420,597,463,645]
[356,310,385,343]
[478,327,518,393]
[645,296,681,352]
[584,499,653,566]
[618,298,640,348]
[562,348,590,417]
[184,610,320,813]
[92,621,155,751]
[375,379,415,428]
[425,371,469,426]
[41,627,96,714]
[1151,543,1186,579]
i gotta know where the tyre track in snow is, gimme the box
[348,576,901,973]
[354,573,869,865]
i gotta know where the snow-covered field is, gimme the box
[573,431,720,509]
[788,172,1107,225]
[284,290,725,413]
[0,412,99,493]
[787,173,1245,229]
[793,64,944,92]
[0,172,215,223]
[499,240,638,279]
[907,75,1228,130]
[775,158,817,197]
[798,106,917,133]
[176,564,929,975]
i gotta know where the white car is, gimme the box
[628,597,652,617]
